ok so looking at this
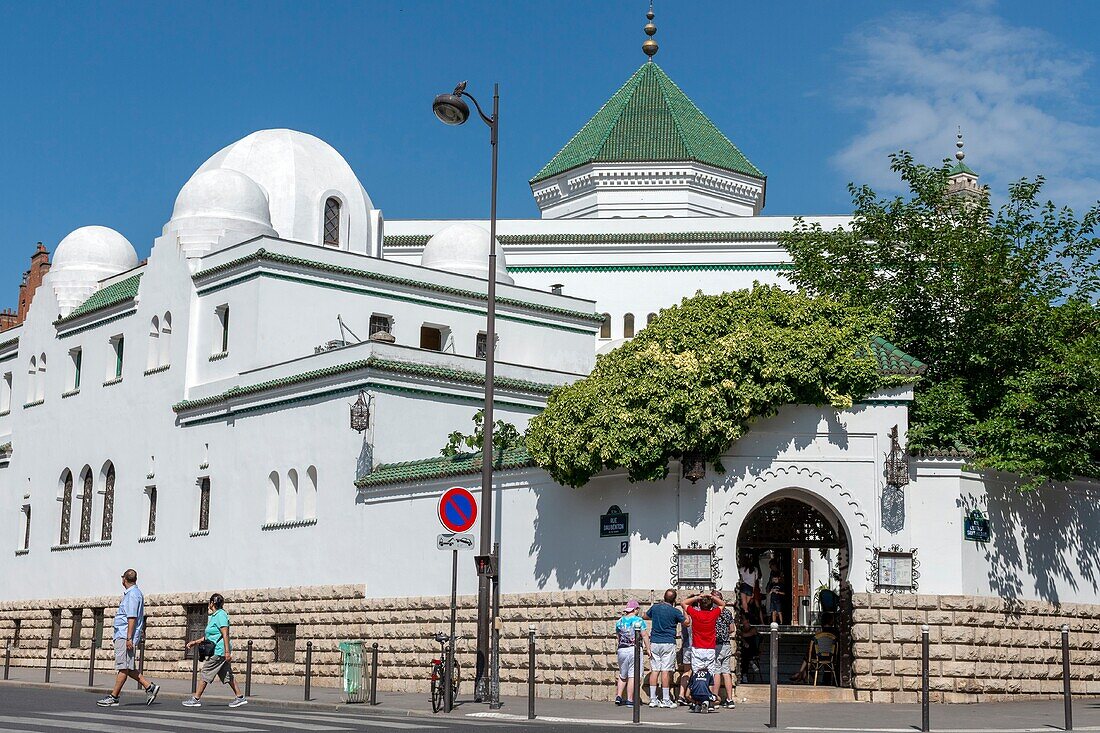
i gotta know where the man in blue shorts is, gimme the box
[643,589,688,708]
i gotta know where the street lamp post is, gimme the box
[433,80,500,703]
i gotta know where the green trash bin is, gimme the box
[338,641,366,703]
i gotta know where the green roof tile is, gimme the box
[948,161,978,177]
[56,274,142,325]
[0,336,17,350]
[531,62,764,184]
[173,357,559,413]
[356,447,535,489]
[384,231,788,248]
[869,336,927,377]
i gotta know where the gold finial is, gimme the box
[643,1,658,59]
[955,126,966,162]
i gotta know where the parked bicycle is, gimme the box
[430,632,460,713]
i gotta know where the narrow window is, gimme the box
[266,472,280,524]
[303,466,318,521]
[475,332,488,359]
[49,610,61,649]
[108,336,124,380]
[37,353,46,401]
[147,316,160,371]
[368,314,392,337]
[215,305,230,354]
[184,604,207,659]
[273,624,297,663]
[78,468,93,544]
[26,357,36,403]
[92,609,105,647]
[159,312,172,367]
[21,503,31,551]
[647,312,657,326]
[145,487,157,537]
[623,313,635,339]
[58,470,73,545]
[70,348,82,390]
[2,371,13,412]
[284,469,299,522]
[198,478,211,531]
[323,197,341,247]
[100,463,115,542]
[419,325,443,351]
[599,314,611,339]
[69,608,83,648]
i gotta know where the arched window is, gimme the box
[159,312,172,367]
[145,486,157,538]
[623,313,635,339]
[599,314,611,339]
[100,463,115,541]
[198,478,211,531]
[303,466,318,521]
[78,467,94,543]
[323,197,341,247]
[647,312,657,326]
[147,316,160,371]
[284,469,299,522]
[27,356,36,403]
[58,470,73,546]
[20,502,31,551]
[37,353,46,401]
[266,472,280,524]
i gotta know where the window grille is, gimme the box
[147,487,157,537]
[368,314,391,337]
[476,332,488,359]
[198,478,210,531]
[101,465,115,541]
[323,197,341,246]
[22,505,31,550]
[59,472,73,545]
[79,471,93,543]
[273,624,297,663]
[184,604,207,659]
[69,608,83,648]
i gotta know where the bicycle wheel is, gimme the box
[430,664,444,713]
[450,660,461,701]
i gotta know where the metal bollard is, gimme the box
[88,639,96,687]
[138,638,146,676]
[45,641,53,683]
[369,642,379,706]
[1062,625,1072,732]
[769,622,778,729]
[304,641,313,701]
[245,640,253,698]
[921,624,930,733]
[4,639,11,681]
[527,627,536,721]
[632,633,641,724]
[191,647,199,692]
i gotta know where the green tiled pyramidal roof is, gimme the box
[356,447,535,489]
[948,160,978,177]
[531,61,764,184]
[56,273,143,325]
[869,336,927,377]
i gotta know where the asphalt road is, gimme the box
[0,685,666,733]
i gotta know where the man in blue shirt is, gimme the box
[643,589,688,708]
[97,569,160,707]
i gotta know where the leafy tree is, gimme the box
[525,285,903,488]
[441,410,523,457]
[781,154,1100,486]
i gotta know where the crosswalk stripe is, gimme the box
[122,709,353,732]
[210,709,446,730]
[43,710,265,733]
[0,713,262,733]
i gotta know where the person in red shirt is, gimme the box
[681,591,726,709]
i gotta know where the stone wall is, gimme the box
[0,586,654,701]
[851,593,1100,703]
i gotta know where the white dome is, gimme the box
[171,168,273,227]
[190,129,374,251]
[50,226,140,316]
[420,223,514,284]
[52,226,138,275]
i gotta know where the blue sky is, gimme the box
[1,1,1098,303]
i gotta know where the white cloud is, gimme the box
[834,5,1100,210]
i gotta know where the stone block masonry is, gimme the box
[850,593,1100,703]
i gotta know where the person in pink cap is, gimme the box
[613,599,650,707]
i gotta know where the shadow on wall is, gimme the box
[960,480,1100,604]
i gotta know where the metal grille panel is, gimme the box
[100,465,115,541]
[79,471,93,543]
[323,198,341,246]
[59,473,73,545]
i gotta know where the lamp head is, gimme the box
[433,88,470,126]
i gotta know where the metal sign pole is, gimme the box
[921,625,930,733]
[489,543,502,710]
[769,622,778,728]
[446,548,458,713]
[1062,625,1072,732]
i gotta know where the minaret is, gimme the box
[947,128,981,199]
[642,3,658,60]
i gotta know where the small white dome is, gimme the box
[420,223,514,284]
[52,226,139,275]
[171,168,273,227]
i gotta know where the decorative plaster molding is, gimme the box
[143,364,171,376]
[50,539,112,552]
[102,376,123,387]
[261,518,318,531]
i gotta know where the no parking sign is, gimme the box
[438,486,478,534]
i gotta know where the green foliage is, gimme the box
[781,153,1100,487]
[441,410,523,457]
[525,285,894,488]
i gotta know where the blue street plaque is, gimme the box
[963,510,990,542]
[600,505,629,538]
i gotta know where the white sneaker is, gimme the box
[182,697,202,707]
[649,699,660,708]
[660,699,676,708]
[229,697,248,708]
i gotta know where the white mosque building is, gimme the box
[1,21,1098,703]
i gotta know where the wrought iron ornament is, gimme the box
[59,471,73,545]
[867,544,920,594]
[79,470,93,543]
[198,478,211,532]
[100,464,115,541]
[881,484,905,534]
[350,390,371,433]
[885,425,910,488]
[681,453,706,483]
[670,541,720,588]
[737,498,840,548]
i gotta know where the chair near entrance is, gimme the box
[788,613,838,686]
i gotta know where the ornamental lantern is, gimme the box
[885,424,909,488]
[350,390,371,433]
[682,452,706,483]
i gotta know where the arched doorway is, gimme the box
[735,493,851,687]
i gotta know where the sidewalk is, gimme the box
[2,665,1098,731]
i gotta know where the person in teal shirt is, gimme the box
[183,593,247,708]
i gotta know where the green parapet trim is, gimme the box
[172,356,559,413]
[0,336,18,350]
[356,447,535,489]
[507,263,791,274]
[531,61,764,184]
[384,231,790,248]
[192,248,604,324]
[54,274,143,326]
[868,336,927,377]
